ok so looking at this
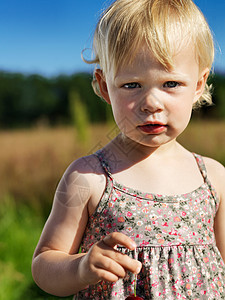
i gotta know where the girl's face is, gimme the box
[96,43,209,150]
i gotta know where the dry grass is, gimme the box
[0,124,114,214]
[178,120,225,164]
[0,120,224,214]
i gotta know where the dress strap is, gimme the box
[92,150,114,214]
[193,153,219,205]
[94,149,113,177]
[193,153,208,181]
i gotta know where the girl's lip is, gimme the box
[139,121,166,126]
[137,123,167,134]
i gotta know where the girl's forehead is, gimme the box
[111,36,195,76]
[112,41,199,80]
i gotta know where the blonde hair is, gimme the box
[84,0,214,106]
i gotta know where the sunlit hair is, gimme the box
[83,0,214,106]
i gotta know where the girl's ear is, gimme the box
[193,68,210,104]
[95,69,111,104]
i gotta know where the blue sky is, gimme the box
[0,0,224,77]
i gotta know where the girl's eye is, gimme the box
[163,81,180,88]
[122,82,141,89]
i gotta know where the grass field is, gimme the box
[0,120,224,299]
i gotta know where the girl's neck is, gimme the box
[114,133,179,156]
[105,133,183,171]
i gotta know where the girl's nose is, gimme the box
[140,90,164,113]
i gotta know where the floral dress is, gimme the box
[74,150,225,299]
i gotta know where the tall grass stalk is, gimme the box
[69,89,90,145]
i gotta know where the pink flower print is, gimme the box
[142,207,149,213]
[152,281,159,288]
[126,211,133,218]
[181,211,186,216]
[136,233,143,239]
[169,228,178,236]
[211,264,216,272]
[158,239,165,245]
[145,225,152,231]
[162,222,169,227]
[168,258,174,264]
[137,220,143,226]
[186,283,191,290]
[116,190,121,197]
[117,217,125,223]
[200,213,205,220]
[174,216,181,222]
[97,286,102,292]
[145,193,153,200]
[141,240,150,246]
[203,257,209,263]
[127,227,133,232]
[151,214,158,221]
[119,201,126,208]
[106,223,112,229]
[197,223,202,229]
[217,280,222,287]
[183,225,189,231]
[152,221,159,226]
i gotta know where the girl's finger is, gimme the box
[95,255,127,278]
[101,233,142,274]
[103,232,137,250]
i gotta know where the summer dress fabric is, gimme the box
[74,150,225,299]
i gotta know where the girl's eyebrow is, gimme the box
[115,72,191,84]
[163,71,192,82]
[114,75,140,84]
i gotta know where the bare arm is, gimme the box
[32,158,91,296]
[32,156,142,297]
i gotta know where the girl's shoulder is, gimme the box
[203,156,225,200]
[58,154,106,214]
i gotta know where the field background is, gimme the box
[0,70,225,299]
[0,119,225,300]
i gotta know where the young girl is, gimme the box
[32,0,225,299]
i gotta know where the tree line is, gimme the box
[0,71,224,129]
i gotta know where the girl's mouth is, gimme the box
[138,123,167,134]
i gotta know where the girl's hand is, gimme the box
[77,232,142,286]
